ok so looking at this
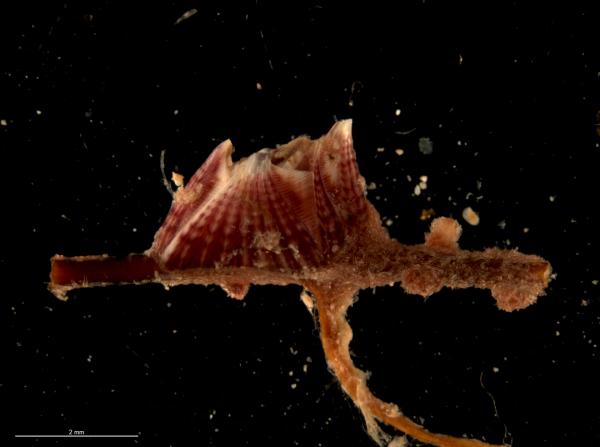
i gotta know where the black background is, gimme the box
[2,1,599,446]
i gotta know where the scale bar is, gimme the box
[15,435,138,438]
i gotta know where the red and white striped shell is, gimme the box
[149,120,370,275]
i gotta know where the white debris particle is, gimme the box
[556,330,560,336]
[86,355,93,363]
[35,109,42,115]
[462,207,480,226]
[385,218,393,226]
[492,367,500,373]
[419,175,428,183]
[388,436,408,447]
[289,346,298,355]
[395,148,404,156]
[288,370,294,376]
[498,220,506,229]
[418,137,433,154]
[376,147,385,153]
[256,82,263,90]
[414,184,421,196]
[592,280,599,286]
[0,119,7,126]
[367,182,377,190]
[303,364,308,373]
[132,227,137,233]
[549,195,556,202]
[522,227,530,233]
[174,8,198,25]
[291,383,297,389]
[300,290,314,312]
[395,108,401,116]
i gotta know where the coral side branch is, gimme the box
[312,283,509,447]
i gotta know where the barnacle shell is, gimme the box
[150,120,369,275]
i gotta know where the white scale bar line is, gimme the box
[15,435,139,438]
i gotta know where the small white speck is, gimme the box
[385,218,393,226]
[376,147,385,153]
[256,82,263,90]
[555,330,560,336]
[522,227,529,233]
[86,355,93,363]
[414,184,421,196]
[395,148,404,156]
[290,383,297,389]
[173,109,179,116]
[0,119,7,126]
[395,108,401,116]
[132,227,137,233]
[549,195,556,202]
[35,110,42,116]
[492,367,500,373]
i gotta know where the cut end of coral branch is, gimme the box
[49,254,160,300]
